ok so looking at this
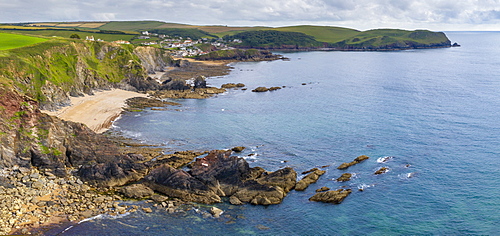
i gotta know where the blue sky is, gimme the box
[1,0,499,30]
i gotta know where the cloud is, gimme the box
[0,0,499,30]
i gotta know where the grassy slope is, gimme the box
[0,32,48,50]
[98,21,168,31]
[0,38,144,101]
[1,30,137,42]
[273,25,360,43]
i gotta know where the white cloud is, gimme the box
[0,0,499,30]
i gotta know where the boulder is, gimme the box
[269,87,282,91]
[337,155,370,170]
[316,187,330,192]
[252,87,269,92]
[119,184,154,199]
[295,169,326,191]
[231,146,246,152]
[309,189,352,204]
[374,167,389,175]
[256,167,297,193]
[302,168,319,175]
[335,173,352,182]
[210,207,223,218]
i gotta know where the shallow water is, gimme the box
[60,32,500,235]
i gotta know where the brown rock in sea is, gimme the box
[302,168,319,175]
[269,87,282,91]
[210,207,224,218]
[252,87,269,92]
[335,173,352,182]
[316,187,330,192]
[374,167,389,175]
[309,189,352,204]
[337,155,370,170]
[231,146,246,152]
[295,169,326,191]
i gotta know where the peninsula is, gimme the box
[0,21,456,234]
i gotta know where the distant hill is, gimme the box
[0,20,453,50]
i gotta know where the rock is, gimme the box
[295,169,326,191]
[269,87,282,91]
[252,87,269,92]
[119,184,154,199]
[316,187,330,192]
[309,189,352,204]
[302,168,319,175]
[229,196,243,205]
[374,167,389,175]
[337,155,370,170]
[150,151,207,169]
[144,164,222,204]
[256,167,297,193]
[335,173,352,182]
[150,194,169,202]
[210,207,223,218]
[142,207,153,213]
[231,146,246,152]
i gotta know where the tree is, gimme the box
[69,34,81,39]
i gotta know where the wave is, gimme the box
[377,156,394,163]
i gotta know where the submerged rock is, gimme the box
[309,189,352,204]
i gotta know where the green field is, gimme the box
[0,30,136,42]
[0,32,48,50]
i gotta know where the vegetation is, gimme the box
[0,32,47,50]
[148,28,217,39]
[223,30,324,49]
[195,49,279,61]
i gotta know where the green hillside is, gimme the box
[0,32,47,50]
[273,25,360,43]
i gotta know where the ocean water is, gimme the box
[60,32,500,235]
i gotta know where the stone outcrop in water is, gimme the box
[295,169,326,191]
[309,189,352,204]
[336,173,352,182]
[143,150,297,205]
[337,155,370,170]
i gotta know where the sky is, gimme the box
[1,0,499,31]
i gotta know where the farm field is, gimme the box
[0,32,47,50]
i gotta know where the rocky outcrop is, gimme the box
[143,150,297,205]
[221,83,245,89]
[337,155,370,170]
[295,169,326,191]
[119,184,154,199]
[309,189,352,204]
[336,173,352,182]
[374,167,389,175]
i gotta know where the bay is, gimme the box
[60,32,500,235]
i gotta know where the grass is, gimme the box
[98,21,168,31]
[0,32,48,50]
[274,25,360,43]
[1,30,137,42]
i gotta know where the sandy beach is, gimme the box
[42,89,147,133]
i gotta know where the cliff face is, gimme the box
[0,40,170,110]
[0,40,170,184]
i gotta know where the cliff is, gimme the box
[0,39,171,181]
[0,39,171,111]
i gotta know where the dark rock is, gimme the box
[295,169,326,191]
[316,187,330,192]
[374,167,389,175]
[125,97,180,111]
[119,184,154,199]
[309,189,352,204]
[256,167,297,193]
[335,173,352,182]
[269,87,282,91]
[252,87,269,92]
[149,151,207,169]
[231,146,246,152]
[144,164,221,204]
[337,155,370,170]
[193,76,207,89]
[302,168,319,175]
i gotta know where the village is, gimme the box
[84,31,242,57]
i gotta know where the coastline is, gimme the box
[41,89,148,133]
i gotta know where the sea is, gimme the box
[56,32,500,235]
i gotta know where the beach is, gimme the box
[42,89,148,133]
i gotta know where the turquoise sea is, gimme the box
[58,32,499,235]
